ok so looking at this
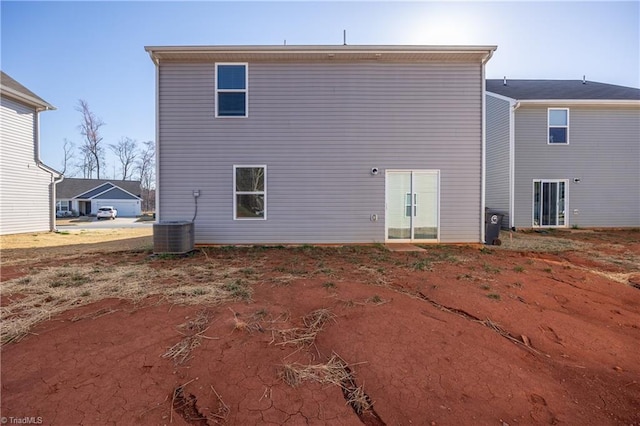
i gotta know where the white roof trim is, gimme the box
[145,44,497,65]
[0,85,56,111]
[486,91,516,103]
[93,186,142,201]
[486,92,640,107]
[517,99,640,107]
[74,181,141,200]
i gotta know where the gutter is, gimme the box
[515,99,640,107]
[480,47,497,243]
[34,111,63,232]
[0,87,56,112]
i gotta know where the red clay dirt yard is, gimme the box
[1,229,639,425]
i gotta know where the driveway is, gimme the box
[57,217,153,230]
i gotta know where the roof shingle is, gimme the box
[486,79,640,101]
[57,178,141,199]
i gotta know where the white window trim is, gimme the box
[532,179,569,228]
[233,165,266,220]
[215,63,248,118]
[547,108,569,145]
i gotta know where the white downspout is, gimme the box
[154,55,160,222]
[34,111,63,232]
[480,50,495,244]
[509,101,520,229]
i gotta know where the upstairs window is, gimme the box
[216,63,247,117]
[234,165,266,220]
[548,108,569,144]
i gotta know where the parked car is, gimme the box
[96,206,118,220]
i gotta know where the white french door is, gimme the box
[386,170,439,242]
[533,180,568,227]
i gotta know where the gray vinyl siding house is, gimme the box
[146,45,496,244]
[486,80,640,229]
[0,71,61,235]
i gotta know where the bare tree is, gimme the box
[76,145,96,178]
[136,140,155,211]
[60,138,75,176]
[110,137,138,180]
[76,99,105,179]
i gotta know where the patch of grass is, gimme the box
[513,265,525,273]
[369,295,382,304]
[483,263,501,274]
[191,288,208,296]
[543,267,553,273]
[457,274,473,280]
[411,258,431,271]
[80,290,91,297]
[322,281,336,289]
[479,247,493,254]
[487,293,501,300]
[223,279,252,301]
[240,267,255,276]
[50,272,90,288]
[480,284,491,290]
[154,253,180,260]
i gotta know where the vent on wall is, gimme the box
[153,221,194,254]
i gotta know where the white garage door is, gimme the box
[95,200,141,217]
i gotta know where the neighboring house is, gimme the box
[145,45,496,244]
[56,178,142,217]
[0,71,62,235]
[486,79,640,229]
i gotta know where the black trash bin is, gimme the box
[485,210,504,245]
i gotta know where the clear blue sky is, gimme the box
[2,1,638,176]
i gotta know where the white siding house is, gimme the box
[56,179,142,217]
[486,80,640,229]
[146,45,496,244]
[0,71,61,235]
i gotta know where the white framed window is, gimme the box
[548,108,569,144]
[56,201,71,212]
[233,165,266,220]
[215,63,248,118]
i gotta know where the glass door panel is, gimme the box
[387,172,412,240]
[413,172,438,240]
[387,171,439,241]
[534,180,567,227]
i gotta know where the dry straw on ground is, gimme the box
[1,262,260,345]
[162,310,217,365]
[280,353,372,413]
[275,308,335,346]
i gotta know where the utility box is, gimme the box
[484,210,504,246]
[153,221,194,254]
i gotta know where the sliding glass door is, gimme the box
[533,180,567,227]
[386,171,439,242]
